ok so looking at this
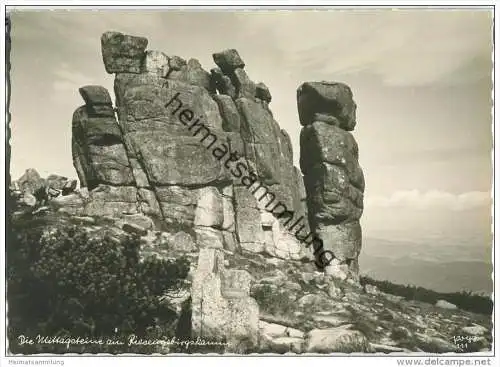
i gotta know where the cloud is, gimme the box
[236,9,493,87]
[52,63,94,92]
[12,10,492,88]
[50,62,115,106]
[10,10,166,45]
[365,190,491,211]
[49,63,104,106]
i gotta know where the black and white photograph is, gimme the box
[1,3,496,365]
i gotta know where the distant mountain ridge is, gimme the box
[360,237,493,294]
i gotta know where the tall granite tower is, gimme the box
[298,82,364,279]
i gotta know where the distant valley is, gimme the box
[359,237,493,294]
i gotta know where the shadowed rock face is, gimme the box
[72,86,135,190]
[298,81,364,280]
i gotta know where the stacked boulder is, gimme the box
[72,85,133,190]
[69,31,310,262]
[72,84,142,219]
[298,82,364,279]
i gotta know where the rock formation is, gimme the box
[70,31,311,264]
[298,82,364,280]
[191,248,259,352]
[66,31,318,350]
[16,168,45,195]
[11,168,78,210]
[9,31,494,355]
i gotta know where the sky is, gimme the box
[7,9,494,271]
